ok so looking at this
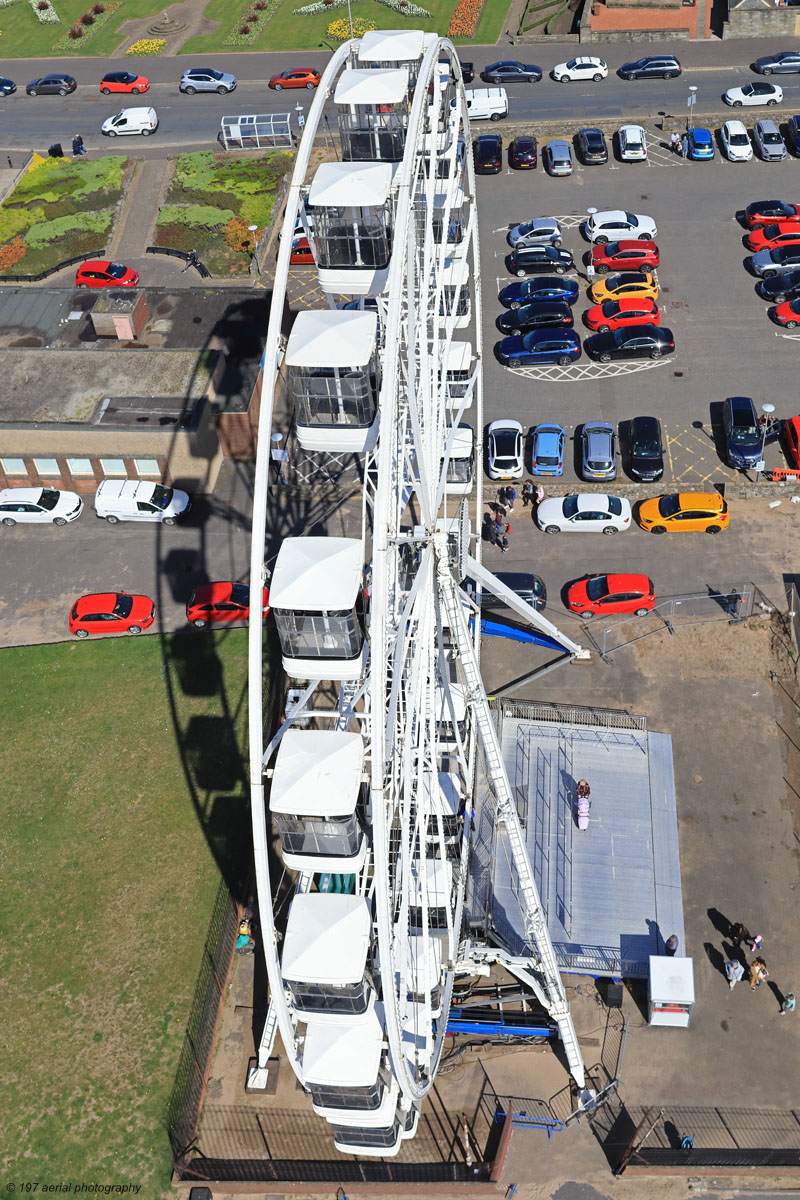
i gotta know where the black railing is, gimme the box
[0,249,106,283]
[146,245,211,278]
[175,1157,490,1184]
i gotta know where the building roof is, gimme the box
[269,730,364,817]
[282,893,371,984]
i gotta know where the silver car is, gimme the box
[750,244,800,277]
[179,67,237,94]
[581,421,617,481]
[543,140,573,176]
[752,118,786,161]
[507,217,562,249]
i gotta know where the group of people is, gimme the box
[670,131,690,160]
[487,484,545,554]
[724,922,795,1014]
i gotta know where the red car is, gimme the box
[745,221,800,253]
[585,297,660,332]
[76,260,139,289]
[288,236,314,266]
[99,71,149,95]
[269,68,321,91]
[567,573,655,619]
[509,136,537,169]
[69,591,155,638]
[782,415,800,468]
[745,201,800,231]
[186,581,270,628]
[591,240,660,275]
[773,296,800,327]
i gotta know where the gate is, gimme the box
[597,586,755,661]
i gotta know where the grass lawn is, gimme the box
[0,630,267,1194]
[0,0,173,57]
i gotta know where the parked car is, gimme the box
[750,244,800,277]
[589,271,659,304]
[580,422,617,480]
[627,415,664,482]
[786,114,800,155]
[487,419,524,479]
[480,60,542,83]
[463,571,546,611]
[186,582,270,627]
[0,487,83,525]
[567,573,655,618]
[585,325,674,362]
[752,50,800,75]
[531,423,566,476]
[618,55,681,80]
[746,200,800,228]
[724,82,782,106]
[771,296,800,325]
[509,136,537,169]
[179,67,237,94]
[722,395,762,469]
[94,479,191,524]
[473,133,503,174]
[268,68,320,90]
[618,124,647,161]
[591,240,659,274]
[585,297,660,332]
[498,276,580,308]
[758,268,800,301]
[586,210,657,243]
[69,592,156,638]
[782,414,800,466]
[75,260,139,288]
[496,300,573,333]
[100,71,149,94]
[0,77,16,96]
[508,245,574,277]
[687,127,715,160]
[508,217,562,249]
[576,127,608,164]
[753,118,787,160]
[101,106,158,136]
[746,222,800,252]
[552,56,607,82]
[26,74,76,96]
[459,60,475,84]
[720,119,753,161]
[289,235,314,265]
[543,140,573,176]
[637,492,728,533]
[497,328,581,367]
[537,493,631,535]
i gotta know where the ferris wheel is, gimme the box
[246,28,591,1158]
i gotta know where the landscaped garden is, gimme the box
[0,630,263,1194]
[0,154,128,277]
[156,150,293,276]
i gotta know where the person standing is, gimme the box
[670,131,680,155]
[72,133,86,157]
[749,957,769,990]
[535,484,545,507]
[521,481,534,508]
[780,992,796,1016]
[730,922,751,952]
[181,248,199,273]
[750,933,764,953]
[665,934,679,957]
[499,522,510,554]
[725,959,745,990]
[681,133,689,159]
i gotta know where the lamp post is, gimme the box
[757,402,775,481]
[346,0,353,37]
[687,85,697,133]
[271,431,288,485]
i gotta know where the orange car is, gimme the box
[637,492,728,534]
[100,71,149,94]
[268,68,321,91]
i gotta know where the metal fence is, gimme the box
[599,586,755,660]
[612,1104,800,1173]
[220,113,293,151]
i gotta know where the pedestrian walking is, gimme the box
[749,957,769,990]
[750,933,764,953]
[780,991,796,1015]
[730,921,751,950]
[681,133,689,159]
[670,131,680,155]
[521,481,534,508]
[181,248,200,273]
[725,959,745,990]
[487,518,498,546]
[665,933,679,957]
[499,532,509,554]
[72,133,87,157]
[493,514,506,545]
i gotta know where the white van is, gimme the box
[94,479,190,524]
[101,106,159,137]
[451,88,508,122]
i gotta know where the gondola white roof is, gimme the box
[283,893,371,984]
[308,160,394,208]
[357,28,426,60]
[334,68,409,106]
[303,1009,384,1084]
[285,310,378,370]
[407,934,443,990]
[270,537,363,611]
[441,257,471,286]
[270,729,364,817]
[410,856,453,906]
[444,342,473,372]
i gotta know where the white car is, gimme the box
[101,106,159,136]
[507,217,562,249]
[586,209,657,244]
[720,119,753,162]
[723,82,782,107]
[619,124,648,161]
[536,493,632,535]
[487,420,524,480]
[94,479,191,524]
[0,486,83,526]
[552,56,607,83]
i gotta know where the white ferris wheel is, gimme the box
[246,27,592,1158]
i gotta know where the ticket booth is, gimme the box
[648,955,695,1027]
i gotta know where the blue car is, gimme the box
[498,276,580,309]
[687,127,715,160]
[531,423,566,475]
[498,328,581,367]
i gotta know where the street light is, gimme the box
[248,223,258,251]
[757,402,776,481]
[687,85,697,133]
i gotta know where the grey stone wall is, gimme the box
[724,6,800,36]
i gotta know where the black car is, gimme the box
[26,74,77,96]
[474,134,502,174]
[508,245,574,277]
[787,115,800,155]
[584,325,675,362]
[509,136,537,169]
[752,51,800,75]
[464,572,546,612]
[758,267,800,301]
[459,60,475,84]
[480,60,542,84]
[0,77,16,96]
[618,55,681,80]
[628,415,664,482]
[497,300,574,334]
[722,396,761,469]
[576,127,608,164]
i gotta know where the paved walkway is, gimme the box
[112,0,220,56]
[106,156,173,260]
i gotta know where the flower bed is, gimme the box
[376,0,432,13]
[447,0,484,35]
[29,0,60,23]
[126,35,165,53]
[223,0,282,45]
[327,13,375,35]
[53,1,120,50]
[293,0,430,14]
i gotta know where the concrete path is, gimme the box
[106,155,172,260]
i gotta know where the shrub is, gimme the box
[157,204,236,230]
[24,209,112,250]
[92,2,104,9]
[254,2,266,9]
[0,236,26,271]
[327,14,375,36]
[126,36,166,54]
[37,2,48,10]
[222,215,256,252]
[80,11,94,21]
[238,23,250,31]
[68,24,83,35]
[0,205,43,243]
